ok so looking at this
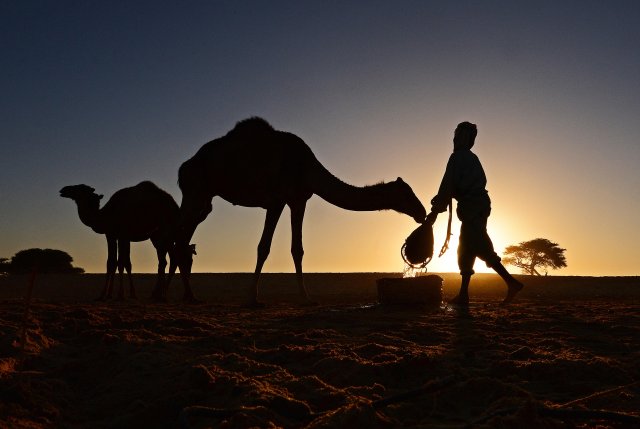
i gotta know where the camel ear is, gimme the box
[396,177,405,184]
[98,194,104,200]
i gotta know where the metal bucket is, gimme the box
[377,275,443,306]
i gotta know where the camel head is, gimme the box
[60,184,103,206]
[389,178,426,223]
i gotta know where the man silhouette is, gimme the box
[425,122,523,306]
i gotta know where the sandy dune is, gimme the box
[1,273,639,428]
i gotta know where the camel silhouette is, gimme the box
[60,181,181,301]
[173,117,426,306]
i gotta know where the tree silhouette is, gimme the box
[4,248,84,274]
[503,238,567,276]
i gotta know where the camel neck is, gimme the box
[75,201,105,233]
[316,176,398,212]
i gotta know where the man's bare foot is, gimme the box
[502,281,524,305]
[449,294,469,307]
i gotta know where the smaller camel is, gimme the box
[60,181,183,301]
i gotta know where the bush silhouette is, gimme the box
[3,248,84,274]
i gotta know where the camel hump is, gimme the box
[134,181,178,206]
[228,117,274,136]
[104,181,178,214]
[134,180,162,192]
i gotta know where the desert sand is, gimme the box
[1,273,639,428]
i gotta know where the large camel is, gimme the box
[60,181,181,301]
[172,117,427,306]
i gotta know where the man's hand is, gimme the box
[425,211,438,225]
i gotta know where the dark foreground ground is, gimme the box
[1,273,639,428]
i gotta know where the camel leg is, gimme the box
[177,222,199,302]
[177,197,213,303]
[100,236,117,300]
[116,240,131,301]
[167,244,195,299]
[151,239,168,302]
[248,204,285,307]
[167,247,177,292]
[290,201,313,305]
[124,241,136,299]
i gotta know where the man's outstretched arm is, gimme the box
[427,154,456,223]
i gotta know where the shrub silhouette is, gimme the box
[4,248,84,274]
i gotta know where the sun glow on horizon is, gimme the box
[425,220,512,275]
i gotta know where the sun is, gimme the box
[427,221,510,274]
[427,229,460,273]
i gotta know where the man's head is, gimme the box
[453,121,477,150]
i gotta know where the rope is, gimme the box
[438,203,453,257]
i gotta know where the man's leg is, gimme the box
[459,207,524,305]
[477,228,524,304]
[451,222,474,306]
[450,273,472,306]
[489,261,524,304]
